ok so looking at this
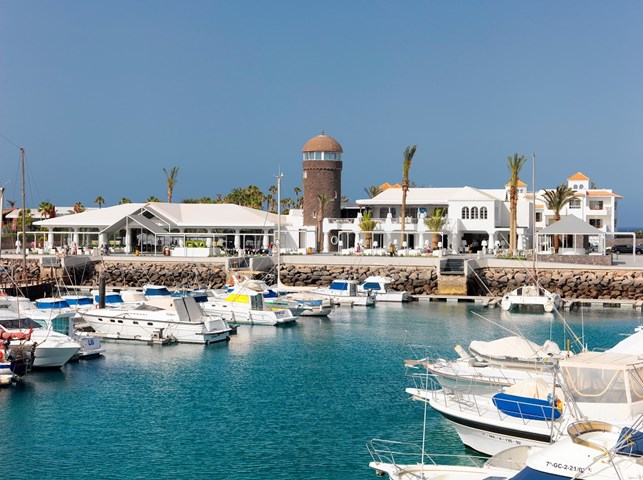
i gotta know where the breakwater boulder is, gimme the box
[0,259,42,285]
[471,268,643,300]
[278,264,439,295]
[87,262,228,289]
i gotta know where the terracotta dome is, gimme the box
[301,132,343,153]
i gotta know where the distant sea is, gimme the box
[1,303,640,479]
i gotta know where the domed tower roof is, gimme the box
[302,132,343,153]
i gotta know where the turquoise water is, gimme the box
[1,302,640,479]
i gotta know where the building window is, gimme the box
[315,152,321,160]
[471,206,478,219]
[589,200,603,210]
[569,199,581,209]
[579,185,584,190]
[589,219,602,228]
[535,212,542,222]
[462,207,469,219]
[573,184,578,189]
[480,207,488,219]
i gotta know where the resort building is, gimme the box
[26,129,622,257]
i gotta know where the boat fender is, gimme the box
[0,351,3,360]
[1,332,12,340]
[330,236,338,245]
[556,398,563,412]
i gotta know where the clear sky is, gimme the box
[1,1,642,228]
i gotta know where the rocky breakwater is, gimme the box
[471,268,643,300]
[278,264,439,295]
[87,262,228,289]
[0,259,43,285]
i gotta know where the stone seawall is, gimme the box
[279,265,439,295]
[2,258,642,301]
[470,268,643,300]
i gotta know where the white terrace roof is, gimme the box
[356,186,502,206]
[538,215,603,236]
[34,202,282,231]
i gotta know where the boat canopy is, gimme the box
[608,330,643,355]
[561,352,643,418]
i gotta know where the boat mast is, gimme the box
[276,171,283,289]
[20,147,27,284]
[531,153,537,284]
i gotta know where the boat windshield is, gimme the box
[0,317,43,329]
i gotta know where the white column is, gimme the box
[125,229,132,253]
[234,231,241,250]
[323,232,330,253]
[73,230,80,246]
[47,229,54,250]
[262,231,269,249]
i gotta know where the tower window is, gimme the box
[462,207,469,219]
[471,207,478,219]
[480,207,487,219]
[315,152,321,160]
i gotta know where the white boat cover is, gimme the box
[607,330,643,355]
[503,378,553,400]
[469,336,562,360]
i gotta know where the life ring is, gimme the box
[330,236,338,246]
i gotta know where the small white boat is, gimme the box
[357,276,408,302]
[369,419,643,479]
[0,311,81,369]
[501,285,562,313]
[201,289,297,326]
[312,279,376,306]
[82,296,232,344]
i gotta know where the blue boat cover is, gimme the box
[510,466,572,479]
[492,393,561,421]
[617,427,643,457]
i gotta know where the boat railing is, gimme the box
[566,420,621,454]
[367,438,487,470]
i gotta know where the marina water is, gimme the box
[1,302,640,479]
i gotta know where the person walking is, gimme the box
[389,243,395,257]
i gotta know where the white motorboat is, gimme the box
[368,419,643,480]
[201,289,297,326]
[24,298,106,359]
[82,296,232,344]
[0,311,81,369]
[501,285,562,313]
[407,377,567,455]
[407,350,643,456]
[226,274,332,317]
[357,276,408,302]
[312,279,376,306]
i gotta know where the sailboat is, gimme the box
[500,154,561,313]
[1,148,54,299]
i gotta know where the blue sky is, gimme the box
[1,1,641,227]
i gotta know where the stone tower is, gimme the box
[302,132,343,226]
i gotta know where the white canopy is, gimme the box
[469,336,562,361]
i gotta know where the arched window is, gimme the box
[471,207,478,219]
[480,207,488,219]
[573,184,578,189]
[462,207,469,219]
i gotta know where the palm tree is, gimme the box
[359,210,377,249]
[507,153,527,255]
[363,185,382,199]
[400,145,417,246]
[73,202,86,213]
[267,185,277,212]
[118,197,132,205]
[94,195,105,209]
[424,208,447,250]
[7,199,15,208]
[316,193,332,252]
[38,201,56,219]
[293,186,302,208]
[163,166,179,203]
[542,184,577,253]
[146,195,161,203]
